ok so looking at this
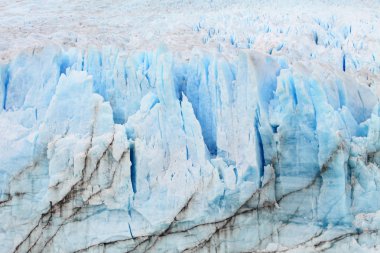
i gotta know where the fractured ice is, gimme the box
[0,46,379,252]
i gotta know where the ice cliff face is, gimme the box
[0,46,380,252]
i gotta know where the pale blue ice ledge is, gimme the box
[0,46,379,252]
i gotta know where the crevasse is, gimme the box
[0,46,379,252]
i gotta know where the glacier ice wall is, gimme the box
[0,46,380,252]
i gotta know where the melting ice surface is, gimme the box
[0,46,380,252]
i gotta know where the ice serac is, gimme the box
[0,46,379,252]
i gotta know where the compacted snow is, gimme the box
[0,1,380,252]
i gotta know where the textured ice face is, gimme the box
[0,46,379,252]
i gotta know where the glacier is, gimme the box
[0,45,379,252]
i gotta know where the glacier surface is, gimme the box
[0,45,379,252]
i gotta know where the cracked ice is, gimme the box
[1,1,380,252]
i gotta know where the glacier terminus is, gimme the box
[0,0,380,252]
